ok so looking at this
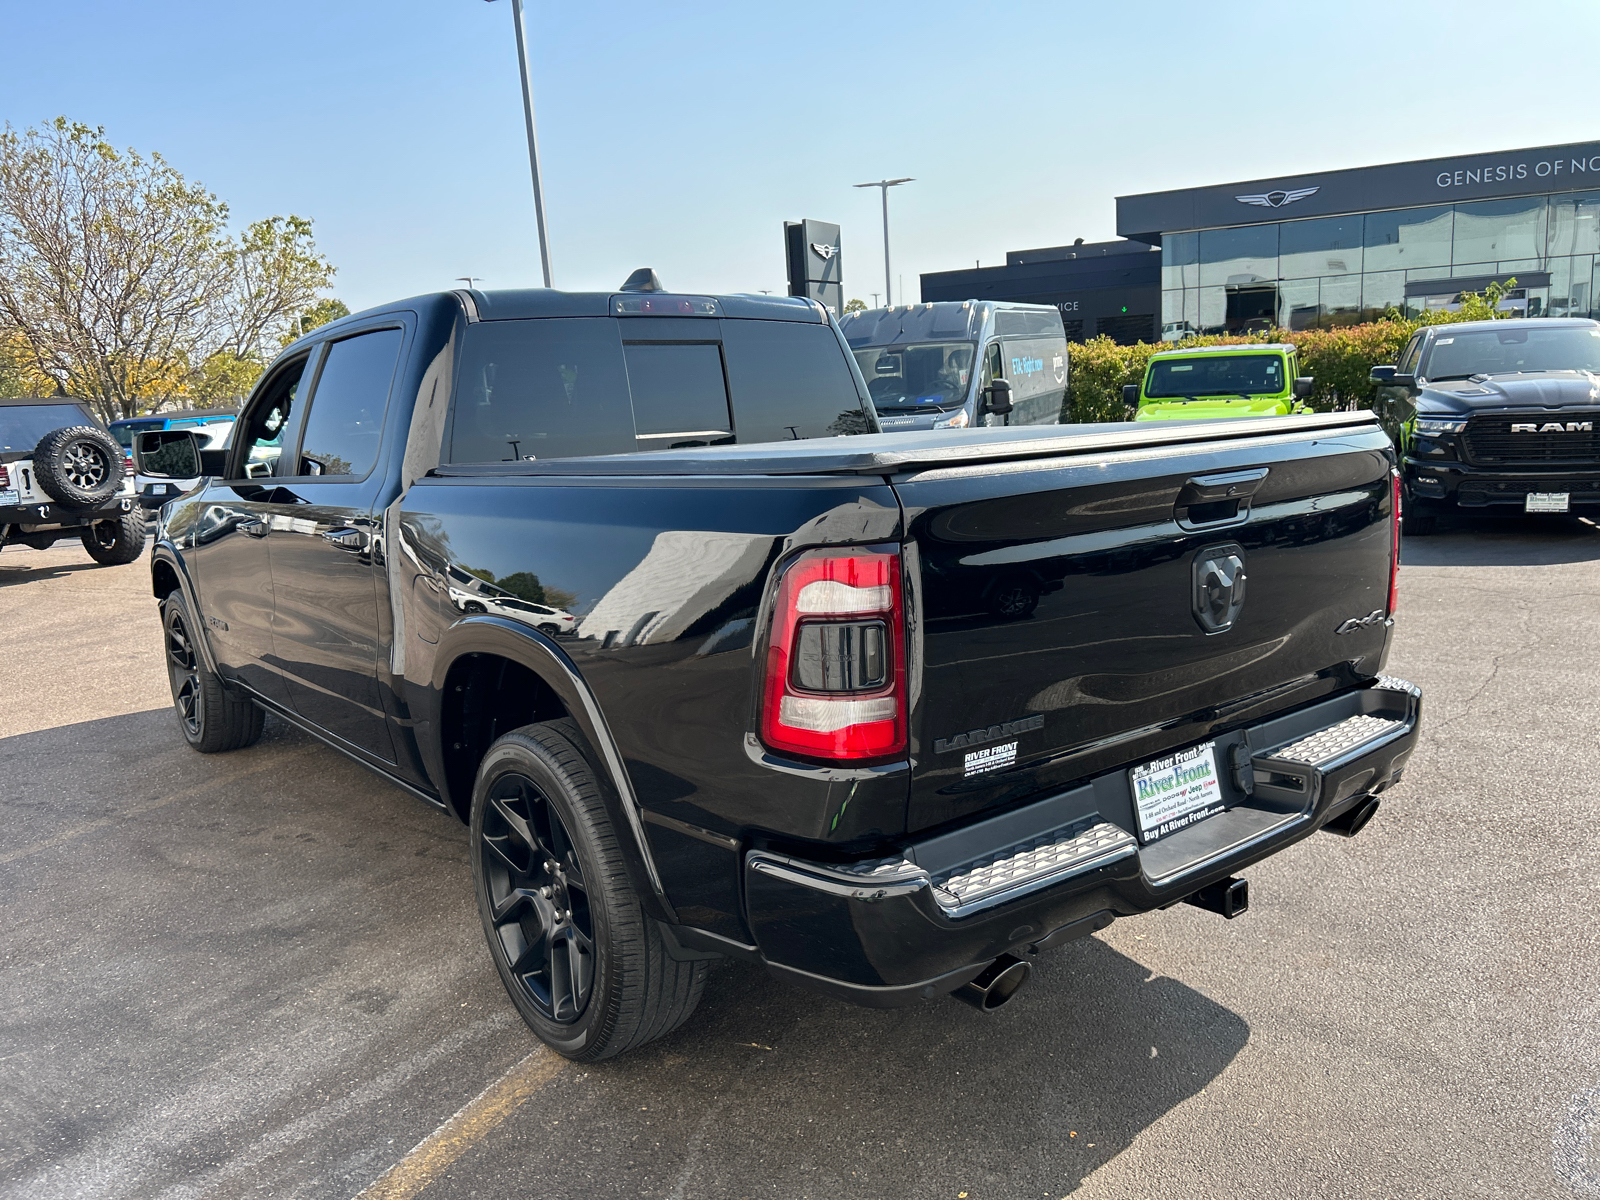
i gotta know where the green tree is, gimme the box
[0,117,339,420]
[843,298,867,315]
[285,297,350,344]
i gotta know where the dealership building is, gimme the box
[922,139,1600,343]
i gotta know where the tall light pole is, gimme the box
[489,0,554,287]
[854,177,913,306]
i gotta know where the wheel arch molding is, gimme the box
[427,616,677,923]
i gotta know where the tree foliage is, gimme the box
[843,298,867,315]
[0,118,339,420]
[1063,282,1519,424]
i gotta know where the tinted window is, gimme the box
[623,342,730,441]
[295,329,402,477]
[2,403,97,453]
[1421,325,1600,380]
[725,320,869,440]
[451,318,635,464]
[1146,354,1286,398]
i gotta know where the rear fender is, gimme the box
[425,616,676,923]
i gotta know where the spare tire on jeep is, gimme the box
[32,425,125,508]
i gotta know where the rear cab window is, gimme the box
[445,314,870,464]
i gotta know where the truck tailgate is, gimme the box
[896,421,1395,833]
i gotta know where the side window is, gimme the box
[622,342,731,445]
[234,356,308,479]
[292,329,403,478]
[449,318,635,463]
[1399,334,1424,376]
[981,342,1003,387]
[721,319,868,442]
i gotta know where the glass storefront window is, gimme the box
[1452,197,1546,266]
[1276,279,1320,330]
[1160,289,1202,340]
[1548,255,1592,317]
[1364,206,1452,271]
[1162,232,1200,290]
[1320,275,1362,325]
[1198,224,1277,287]
[1278,216,1363,279]
[1361,270,1405,320]
[1197,286,1228,335]
[1548,193,1600,257]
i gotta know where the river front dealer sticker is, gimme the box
[1129,741,1225,843]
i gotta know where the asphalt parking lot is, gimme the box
[3,518,1599,1200]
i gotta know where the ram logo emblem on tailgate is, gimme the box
[935,714,1043,754]
[1511,421,1592,433]
[1192,544,1247,634]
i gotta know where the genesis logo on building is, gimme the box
[1235,186,1319,209]
[810,242,838,261]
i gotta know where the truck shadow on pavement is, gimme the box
[533,937,1249,1199]
[0,706,1247,1200]
[1403,514,1600,566]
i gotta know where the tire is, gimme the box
[538,622,561,637]
[161,593,265,753]
[81,509,146,564]
[32,425,125,508]
[462,600,488,615]
[470,719,707,1061]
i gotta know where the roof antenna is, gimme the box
[620,268,663,293]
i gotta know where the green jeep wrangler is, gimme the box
[1125,344,1314,421]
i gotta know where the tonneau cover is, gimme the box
[432,412,1378,478]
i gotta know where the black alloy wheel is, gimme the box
[159,593,265,753]
[479,772,595,1024]
[166,606,204,740]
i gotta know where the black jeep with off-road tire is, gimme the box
[1,398,145,565]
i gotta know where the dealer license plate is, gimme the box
[1526,492,1570,513]
[1130,741,1226,843]
[0,489,17,507]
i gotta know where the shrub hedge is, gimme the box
[1062,284,1517,423]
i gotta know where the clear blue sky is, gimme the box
[4,0,1597,313]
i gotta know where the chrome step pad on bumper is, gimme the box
[930,819,1136,918]
[1262,714,1406,768]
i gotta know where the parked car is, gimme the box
[1371,318,1600,534]
[840,301,1067,430]
[138,285,1420,1062]
[1127,344,1314,421]
[1,397,144,564]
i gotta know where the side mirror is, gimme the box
[1292,376,1314,399]
[136,429,201,479]
[983,378,1014,415]
[1122,383,1140,406]
[1391,372,1417,389]
[1368,365,1395,385]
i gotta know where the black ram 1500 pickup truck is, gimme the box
[138,286,1422,1061]
[1372,317,1600,534]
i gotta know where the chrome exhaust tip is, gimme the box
[951,954,1032,1012]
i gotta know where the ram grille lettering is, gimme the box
[1512,421,1593,433]
[935,714,1044,754]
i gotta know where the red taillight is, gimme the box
[760,546,906,762]
[1389,469,1401,616]
[0,464,9,488]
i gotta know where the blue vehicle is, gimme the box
[840,301,1068,431]
[110,410,239,510]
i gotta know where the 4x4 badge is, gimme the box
[1335,609,1385,635]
